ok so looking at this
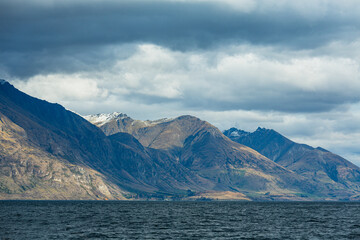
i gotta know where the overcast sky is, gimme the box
[1,0,360,165]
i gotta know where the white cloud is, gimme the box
[14,74,108,103]
[13,42,360,114]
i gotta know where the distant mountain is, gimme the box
[224,127,360,197]
[87,113,351,200]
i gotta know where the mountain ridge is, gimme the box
[2,81,360,200]
[87,112,360,200]
[224,127,360,196]
[0,81,210,199]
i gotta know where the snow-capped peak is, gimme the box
[83,112,128,126]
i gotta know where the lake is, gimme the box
[1,201,360,239]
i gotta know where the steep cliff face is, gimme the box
[0,112,127,200]
[224,127,360,196]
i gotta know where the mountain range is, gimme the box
[224,127,360,198]
[85,112,360,200]
[1,79,360,201]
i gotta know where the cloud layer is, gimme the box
[15,43,360,113]
[2,0,360,77]
[2,0,360,165]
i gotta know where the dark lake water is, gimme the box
[1,201,360,239]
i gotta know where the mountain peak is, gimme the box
[255,127,274,133]
[224,127,280,139]
[223,127,249,138]
[83,112,129,126]
[0,79,9,85]
[0,79,12,88]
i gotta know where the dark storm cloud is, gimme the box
[1,0,358,51]
[1,0,360,78]
[0,44,137,78]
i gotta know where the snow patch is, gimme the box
[84,112,175,127]
[230,131,240,137]
[83,112,128,126]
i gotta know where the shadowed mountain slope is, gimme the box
[0,111,127,200]
[224,127,360,196]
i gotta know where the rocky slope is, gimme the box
[224,127,360,199]
[0,112,127,200]
[0,80,209,199]
[87,113,346,200]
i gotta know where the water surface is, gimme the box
[1,201,360,239]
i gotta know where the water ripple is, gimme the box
[1,201,360,239]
